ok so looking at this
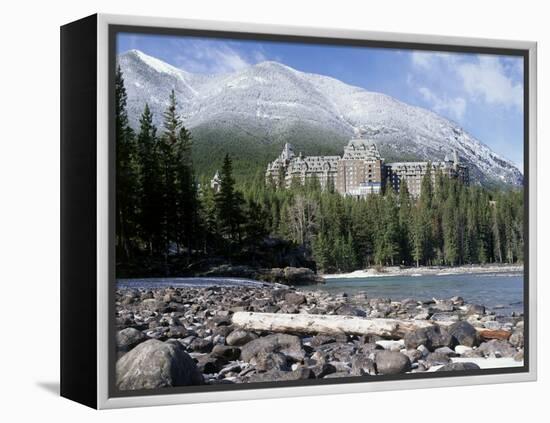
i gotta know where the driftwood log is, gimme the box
[232,311,435,338]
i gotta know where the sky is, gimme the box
[117,33,525,170]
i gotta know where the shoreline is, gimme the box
[115,282,524,390]
[322,264,524,279]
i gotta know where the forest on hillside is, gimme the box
[115,67,524,277]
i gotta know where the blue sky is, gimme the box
[118,33,524,170]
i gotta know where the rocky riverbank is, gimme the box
[323,264,524,279]
[115,284,524,390]
[199,265,324,285]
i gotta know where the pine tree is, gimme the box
[244,198,269,260]
[115,66,139,261]
[136,103,162,255]
[442,183,459,265]
[398,179,412,264]
[215,154,245,244]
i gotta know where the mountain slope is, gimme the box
[117,49,523,187]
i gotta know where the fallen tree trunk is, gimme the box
[232,311,435,338]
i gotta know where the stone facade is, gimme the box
[385,151,469,197]
[264,138,469,198]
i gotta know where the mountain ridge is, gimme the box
[117,49,523,187]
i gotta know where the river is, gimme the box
[118,272,524,315]
[303,272,524,315]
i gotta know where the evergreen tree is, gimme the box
[136,103,162,255]
[244,198,269,260]
[115,66,139,261]
[215,154,245,243]
[398,179,412,264]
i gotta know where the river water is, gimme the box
[303,272,524,315]
[118,272,524,315]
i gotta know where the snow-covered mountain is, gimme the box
[118,49,523,186]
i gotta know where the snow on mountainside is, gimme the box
[117,49,523,186]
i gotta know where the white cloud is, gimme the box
[418,86,467,121]
[458,56,523,110]
[410,51,523,112]
[172,40,267,75]
[411,51,458,70]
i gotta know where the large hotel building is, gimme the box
[263,138,469,198]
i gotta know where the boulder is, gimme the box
[376,339,405,351]
[509,330,524,348]
[248,368,315,383]
[283,267,324,285]
[211,345,241,361]
[431,300,455,312]
[310,334,347,347]
[437,362,481,372]
[284,292,307,306]
[252,351,290,372]
[195,354,228,374]
[116,340,203,390]
[467,304,486,316]
[449,321,479,347]
[375,351,411,375]
[404,328,429,349]
[426,352,451,365]
[336,304,366,317]
[188,337,214,353]
[477,340,517,358]
[310,363,337,378]
[405,325,452,350]
[241,333,305,363]
[116,328,147,353]
[424,325,454,350]
[351,356,376,376]
[226,330,258,346]
[454,345,473,355]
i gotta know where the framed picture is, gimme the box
[60,14,537,409]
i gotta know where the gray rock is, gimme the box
[116,340,203,390]
[425,325,454,350]
[310,363,337,378]
[404,328,429,349]
[426,352,451,365]
[196,354,227,374]
[430,313,460,322]
[406,325,453,350]
[252,351,290,372]
[336,304,366,317]
[434,347,458,357]
[351,355,376,376]
[226,330,258,346]
[467,304,486,316]
[284,292,306,306]
[188,337,214,353]
[248,368,315,383]
[509,330,524,348]
[310,334,348,347]
[477,340,517,358]
[437,362,481,372]
[241,333,305,363]
[431,300,455,312]
[375,351,411,375]
[165,326,189,339]
[116,328,147,353]
[211,345,241,361]
[449,321,479,347]
[404,348,423,363]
